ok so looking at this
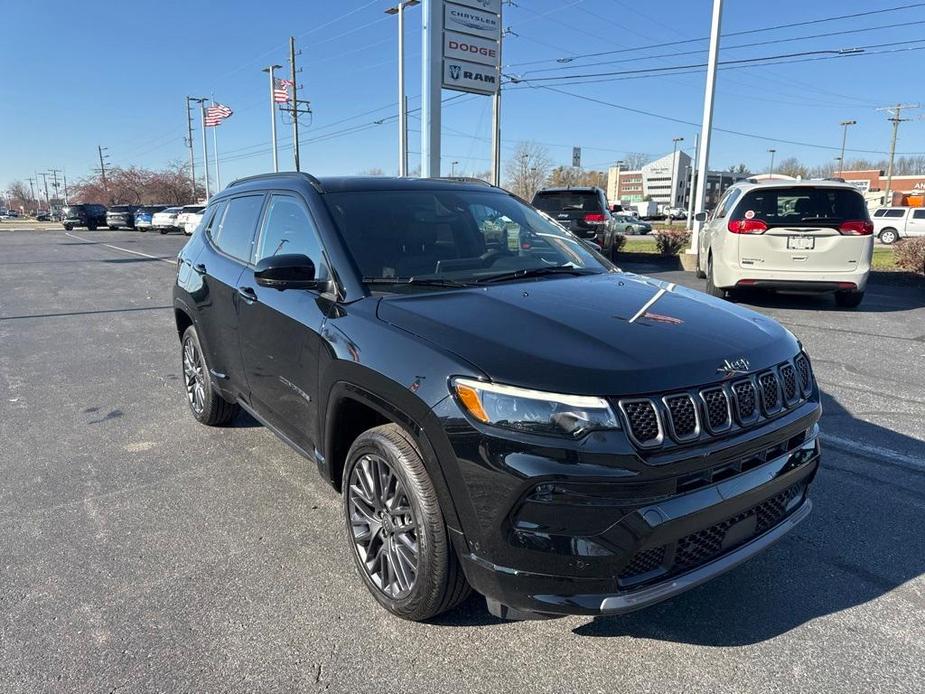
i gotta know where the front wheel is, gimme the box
[180,326,239,425]
[108,225,118,230]
[879,228,898,245]
[88,224,98,231]
[159,229,168,235]
[343,424,470,621]
[63,224,72,231]
[835,291,864,308]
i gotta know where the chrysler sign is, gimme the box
[443,30,499,67]
[443,59,499,95]
[444,2,501,40]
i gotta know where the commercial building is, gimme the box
[835,168,925,205]
[607,151,743,211]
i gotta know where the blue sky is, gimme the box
[2,0,924,191]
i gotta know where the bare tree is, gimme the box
[69,162,199,205]
[775,157,808,178]
[622,152,649,170]
[504,141,552,200]
[3,180,33,212]
[359,167,385,176]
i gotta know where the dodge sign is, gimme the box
[443,58,500,95]
[443,30,499,67]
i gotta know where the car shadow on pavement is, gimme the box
[732,284,924,313]
[571,390,925,644]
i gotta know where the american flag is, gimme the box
[274,78,293,103]
[204,103,233,127]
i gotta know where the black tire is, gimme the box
[108,225,119,230]
[159,229,168,235]
[63,224,72,231]
[139,227,147,233]
[695,249,707,279]
[88,224,98,231]
[343,424,470,621]
[835,291,864,308]
[705,255,727,299]
[879,228,898,245]
[180,325,239,426]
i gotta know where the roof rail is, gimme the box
[435,176,495,187]
[227,171,324,194]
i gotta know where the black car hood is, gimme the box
[376,272,798,396]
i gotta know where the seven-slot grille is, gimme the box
[618,355,812,449]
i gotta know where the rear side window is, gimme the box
[201,200,227,238]
[715,189,742,218]
[532,191,602,214]
[733,187,868,228]
[881,209,905,218]
[913,210,925,220]
[212,195,264,261]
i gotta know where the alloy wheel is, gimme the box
[347,454,420,599]
[182,337,205,415]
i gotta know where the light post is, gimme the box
[767,148,776,178]
[838,119,856,175]
[451,161,459,176]
[386,0,420,177]
[834,156,843,177]
[669,136,683,227]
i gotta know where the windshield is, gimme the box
[531,191,602,214]
[736,187,868,228]
[324,189,610,289]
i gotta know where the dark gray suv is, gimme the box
[531,186,622,258]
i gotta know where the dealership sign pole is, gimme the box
[422,0,502,178]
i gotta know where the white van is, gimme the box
[695,179,873,308]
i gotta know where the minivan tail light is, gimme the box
[584,213,606,224]
[727,218,768,234]
[838,220,873,235]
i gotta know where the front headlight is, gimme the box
[451,377,620,438]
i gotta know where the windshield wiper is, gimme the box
[474,266,600,284]
[362,276,473,288]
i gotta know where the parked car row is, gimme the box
[60,203,206,234]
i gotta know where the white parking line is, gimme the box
[820,432,925,472]
[64,231,176,265]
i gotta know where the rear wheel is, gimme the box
[159,229,168,235]
[343,424,470,621]
[706,255,727,299]
[88,224,97,231]
[835,291,864,308]
[108,225,118,230]
[879,228,898,245]
[180,326,239,426]
[63,224,72,231]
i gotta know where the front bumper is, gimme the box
[436,395,821,617]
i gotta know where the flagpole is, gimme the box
[199,101,210,202]
[211,97,222,191]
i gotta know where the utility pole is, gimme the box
[97,145,109,191]
[767,148,776,178]
[386,0,420,176]
[63,172,69,205]
[262,64,283,172]
[837,119,856,175]
[38,172,50,209]
[48,169,62,209]
[689,0,722,258]
[687,133,699,230]
[492,21,511,187]
[290,36,301,171]
[421,0,442,177]
[185,97,197,197]
[877,103,919,205]
[669,136,683,227]
[26,177,36,208]
[190,97,210,200]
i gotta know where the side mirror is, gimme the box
[694,212,707,222]
[254,253,319,290]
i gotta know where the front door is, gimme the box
[237,193,332,454]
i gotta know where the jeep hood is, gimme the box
[376,273,799,396]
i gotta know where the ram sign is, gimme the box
[443,59,499,95]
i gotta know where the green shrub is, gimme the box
[653,229,691,256]
[893,237,925,274]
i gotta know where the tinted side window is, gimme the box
[212,195,264,261]
[873,209,887,217]
[254,195,325,270]
[716,189,741,218]
[202,200,227,238]
[913,210,925,220]
[883,209,905,218]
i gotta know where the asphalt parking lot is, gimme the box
[1,228,923,693]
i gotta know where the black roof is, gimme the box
[227,172,498,195]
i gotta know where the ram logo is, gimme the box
[449,64,461,80]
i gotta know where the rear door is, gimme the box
[731,186,871,273]
[906,209,925,237]
[193,194,266,394]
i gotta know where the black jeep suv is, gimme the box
[173,174,821,621]
[532,186,623,258]
[62,204,107,231]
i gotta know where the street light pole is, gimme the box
[768,148,776,178]
[689,0,723,257]
[190,97,209,201]
[386,0,419,177]
[451,161,459,176]
[669,136,683,227]
[262,65,283,172]
[837,119,856,175]
[421,0,443,177]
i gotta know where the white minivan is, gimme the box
[696,179,873,308]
